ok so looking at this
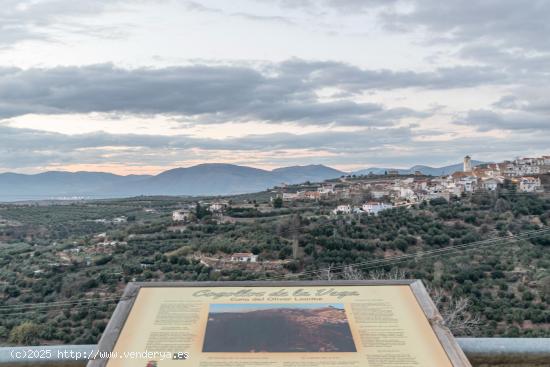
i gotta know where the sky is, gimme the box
[1,0,549,175]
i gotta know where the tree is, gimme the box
[540,276,550,302]
[430,287,481,336]
[9,322,41,345]
[494,198,511,213]
[273,196,283,208]
[195,203,208,219]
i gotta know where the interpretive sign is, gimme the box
[88,280,471,367]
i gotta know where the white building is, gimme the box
[332,204,352,214]
[172,209,192,222]
[399,187,416,199]
[458,176,478,192]
[112,216,127,224]
[208,201,228,213]
[518,177,542,192]
[512,158,541,176]
[481,177,501,191]
[362,202,393,215]
[230,252,258,262]
[282,192,300,201]
[318,184,335,195]
[370,190,389,199]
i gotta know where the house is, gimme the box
[399,187,416,199]
[332,204,352,214]
[172,209,193,222]
[337,188,351,199]
[370,190,389,199]
[477,163,502,178]
[481,177,501,191]
[518,177,542,192]
[304,191,321,200]
[414,179,429,190]
[112,216,127,224]
[318,184,335,196]
[208,201,228,213]
[230,252,258,263]
[457,176,478,193]
[282,192,300,201]
[362,202,393,215]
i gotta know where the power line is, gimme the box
[0,297,121,310]
[257,227,550,281]
[2,228,548,314]
[0,299,121,317]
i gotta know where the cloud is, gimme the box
[493,95,550,115]
[2,122,549,172]
[0,0,140,47]
[0,60,510,124]
[0,123,408,153]
[185,1,295,25]
[310,0,550,53]
[278,59,507,91]
[0,123,413,170]
[456,109,550,132]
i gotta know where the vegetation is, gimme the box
[0,189,549,345]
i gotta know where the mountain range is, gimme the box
[0,161,478,201]
[353,160,484,176]
[0,164,344,201]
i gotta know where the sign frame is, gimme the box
[88,280,471,367]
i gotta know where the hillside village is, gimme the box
[171,155,549,225]
[163,155,550,272]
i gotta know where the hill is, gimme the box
[0,164,345,201]
[0,185,548,344]
[272,164,344,183]
[353,160,485,176]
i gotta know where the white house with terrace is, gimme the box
[362,202,393,215]
[332,204,352,214]
[518,177,542,192]
[230,252,258,263]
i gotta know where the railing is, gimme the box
[458,338,549,367]
[0,339,548,366]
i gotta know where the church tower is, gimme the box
[463,155,472,172]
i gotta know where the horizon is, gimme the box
[1,1,549,175]
[0,156,503,176]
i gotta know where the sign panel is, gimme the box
[89,281,471,367]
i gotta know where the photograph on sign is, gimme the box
[202,303,356,353]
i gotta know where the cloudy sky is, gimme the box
[1,0,549,174]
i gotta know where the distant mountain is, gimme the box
[115,164,283,197]
[0,161,492,201]
[272,164,344,184]
[0,164,344,201]
[0,171,150,201]
[353,160,485,176]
